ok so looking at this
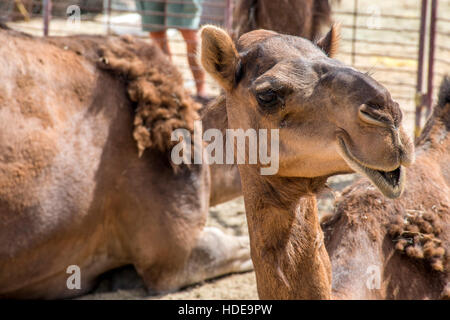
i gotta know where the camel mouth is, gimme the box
[337,137,405,199]
[362,166,404,198]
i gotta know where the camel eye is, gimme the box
[256,90,282,111]
[257,90,276,102]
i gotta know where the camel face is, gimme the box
[201,25,414,199]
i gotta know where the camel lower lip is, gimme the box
[360,166,404,198]
[337,137,405,198]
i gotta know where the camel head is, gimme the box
[200,25,414,198]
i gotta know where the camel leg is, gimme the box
[179,227,253,287]
[139,227,252,294]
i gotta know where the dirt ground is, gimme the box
[4,0,449,300]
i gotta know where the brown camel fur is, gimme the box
[322,76,450,299]
[200,25,414,299]
[0,26,251,299]
[232,0,333,41]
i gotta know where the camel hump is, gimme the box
[47,34,201,163]
[97,36,201,160]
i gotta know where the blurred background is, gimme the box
[0,0,449,137]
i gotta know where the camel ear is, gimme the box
[316,24,340,58]
[200,25,240,91]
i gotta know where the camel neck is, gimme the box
[238,168,332,299]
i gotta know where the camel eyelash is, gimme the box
[255,89,285,113]
[365,102,383,110]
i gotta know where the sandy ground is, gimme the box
[4,0,449,300]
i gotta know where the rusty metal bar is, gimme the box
[415,0,428,138]
[351,0,358,66]
[437,17,450,23]
[341,24,419,33]
[163,0,167,29]
[70,7,224,22]
[334,11,420,21]
[436,31,450,37]
[49,2,101,11]
[377,80,416,88]
[340,38,418,48]
[435,58,450,66]
[48,1,227,16]
[395,96,420,101]
[339,51,417,61]
[426,0,438,118]
[436,45,450,52]
[353,66,417,75]
[43,0,51,36]
[225,0,233,32]
[142,0,226,7]
[106,0,112,35]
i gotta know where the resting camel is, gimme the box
[201,26,413,299]
[322,77,450,299]
[200,25,414,299]
[0,26,251,299]
[232,0,333,41]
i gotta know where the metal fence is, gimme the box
[0,0,233,95]
[332,0,449,136]
[1,0,449,135]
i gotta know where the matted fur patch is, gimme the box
[97,36,200,159]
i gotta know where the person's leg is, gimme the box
[150,30,172,60]
[179,29,206,97]
[136,1,170,58]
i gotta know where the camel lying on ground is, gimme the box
[322,77,450,299]
[232,0,333,41]
[200,25,414,299]
[0,26,251,299]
